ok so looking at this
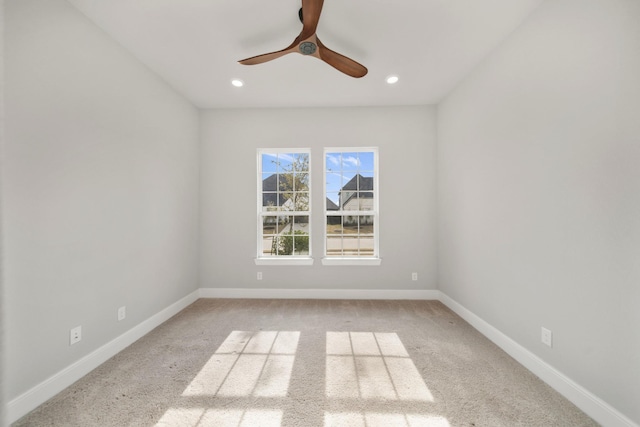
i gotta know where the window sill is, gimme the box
[254,257,314,266]
[321,257,382,266]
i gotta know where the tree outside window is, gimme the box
[259,150,310,257]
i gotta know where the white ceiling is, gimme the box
[67,0,543,109]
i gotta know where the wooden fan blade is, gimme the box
[300,0,324,39]
[317,39,368,78]
[238,41,299,65]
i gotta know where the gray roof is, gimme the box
[340,174,374,207]
[262,174,288,207]
[340,174,373,192]
[326,198,339,211]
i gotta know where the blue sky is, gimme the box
[261,152,310,174]
[326,152,374,172]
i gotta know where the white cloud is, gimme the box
[343,156,360,168]
[263,153,295,162]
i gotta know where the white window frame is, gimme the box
[256,148,313,266]
[323,147,381,266]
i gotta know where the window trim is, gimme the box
[323,147,381,265]
[255,257,314,266]
[256,148,313,265]
[321,257,382,266]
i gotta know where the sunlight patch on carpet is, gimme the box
[325,332,434,401]
[183,331,299,397]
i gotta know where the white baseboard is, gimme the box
[199,287,440,300]
[438,292,638,427]
[7,290,200,424]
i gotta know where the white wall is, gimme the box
[1,1,6,424]
[437,0,640,424]
[200,106,436,291]
[3,0,200,404]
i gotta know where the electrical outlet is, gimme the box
[118,306,126,321]
[412,272,418,281]
[70,326,82,346]
[541,327,553,347]
[257,272,263,280]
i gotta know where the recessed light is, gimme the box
[231,79,244,87]
[386,75,399,85]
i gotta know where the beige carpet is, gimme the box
[14,299,597,426]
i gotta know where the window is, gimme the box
[257,150,312,264]
[324,148,380,265]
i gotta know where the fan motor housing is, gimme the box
[299,42,317,55]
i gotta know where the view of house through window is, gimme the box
[258,150,310,258]
[325,149,378,258]
[257,148,378,262]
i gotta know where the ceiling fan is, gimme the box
[238,0,368,78]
